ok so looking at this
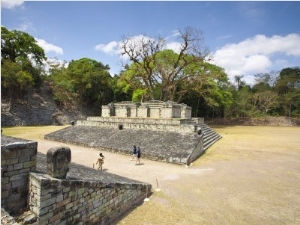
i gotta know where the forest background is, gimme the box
[1,26,300,121]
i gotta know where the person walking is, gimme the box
[136,146,141,165]
[131,145,137,161]
[96,153,105,170]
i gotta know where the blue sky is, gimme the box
[2,1,300,84]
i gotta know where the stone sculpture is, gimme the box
[47,146,71,179]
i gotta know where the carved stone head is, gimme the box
[47,146,71,179]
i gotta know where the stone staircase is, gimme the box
[199,123,222,151]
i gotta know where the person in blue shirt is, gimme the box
[131,145,137,161]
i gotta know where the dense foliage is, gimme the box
[1,27,46,98]
[48,58,114,113]
[1,26,299,117]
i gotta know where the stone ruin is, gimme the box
[46,101,222,166]
[1,136,151,224]
[101,100,192,119]
[46,146,71,179]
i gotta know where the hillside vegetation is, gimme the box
[2,26,300,126]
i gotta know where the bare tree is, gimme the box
[119,27,210,101]
[252,91,279,114]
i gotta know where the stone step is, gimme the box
[203,136,222,151]
[198,123,222,151]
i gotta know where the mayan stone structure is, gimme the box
[47,101,222,166]
[101,100,191,119]
[78,100,200,134]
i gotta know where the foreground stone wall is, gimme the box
[1,136,37,214]
[29,173,150,224]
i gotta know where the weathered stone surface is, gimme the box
[45,126,203,165]
[1,136,37,215]
[28,152,151,225]
[47,146,71,179]
[102,100,192,119]
[1,81,89,126]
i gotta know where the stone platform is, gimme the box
[44,123,220,165]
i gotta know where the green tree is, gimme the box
[110,75,132,102]
[180,63,233,117]
[1,27,47,98]
[234,75,246,90]
[1,26,46,65]
[274,67,300,116]
[1,59,34,99]
[49,58,114,113]
[226,85,253,118]
[47,61,75,108]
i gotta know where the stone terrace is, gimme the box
[44,124,220,165]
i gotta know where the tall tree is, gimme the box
[1,26,47,99]
[49,58,114,113]
[120,27,210,102]
[1,26,46,65]
[234,75,246,90]
[274,67,300,116]
[1,59,34,99]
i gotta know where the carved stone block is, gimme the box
[47,146,71,179]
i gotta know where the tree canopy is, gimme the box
[48,58,114,113]
[119,27,211,102]
[1,26,46,65]
[1,26,47,98]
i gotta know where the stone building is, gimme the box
[102,100,191,119]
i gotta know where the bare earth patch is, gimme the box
[2,125,300,225]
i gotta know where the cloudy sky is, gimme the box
[2,1,300,84]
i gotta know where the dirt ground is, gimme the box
[2,125,300,225]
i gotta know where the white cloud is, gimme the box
[243,55,272,72]
[95,41,119,55]
[43,58,69,75]
[212,33,300,84]
[96,34,182,59]
[165,42,181,54]
[1,0,24,9]
[35,38,63,55]
[95,35,155,60]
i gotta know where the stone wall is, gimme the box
[1,136,37,214]
[1,136,152,224]
[205,116,300,126]
[29,173,150,224]
[77,117,197,133]
[102,101,192,119]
